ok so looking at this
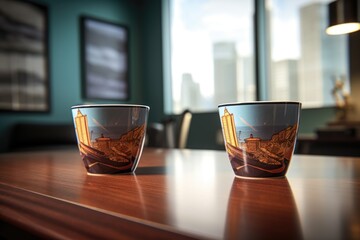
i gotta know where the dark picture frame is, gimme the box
[80,16,130,101]
[0,0,50,112]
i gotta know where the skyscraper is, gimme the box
[180,73,200,110]
[299,2,348,107]
[75,110,91,146]
[213,42,238,105]
[271,60,299,100]
[221,108,239,148]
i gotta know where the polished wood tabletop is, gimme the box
[0,148,359,239]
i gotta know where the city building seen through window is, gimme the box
[164,0,350,114]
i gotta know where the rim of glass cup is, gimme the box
[71,104,150,110]
[218,101,301,108]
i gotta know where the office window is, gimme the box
[165,0,256,114]
[165,0,350,114]
[265,0,350,108]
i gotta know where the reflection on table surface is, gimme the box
[225,177,302,240]
[0,148,359,239]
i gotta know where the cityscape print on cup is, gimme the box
[219,103,300,178]
[72,106,147,174]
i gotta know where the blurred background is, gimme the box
[0,0,359,155]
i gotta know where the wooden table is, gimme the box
[0,148,359,239]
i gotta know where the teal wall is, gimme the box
[140,0,166,123]
[0,0,337,152]
[0,0,146,152]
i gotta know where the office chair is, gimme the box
[176,109,192,149]
[146,109,192,149]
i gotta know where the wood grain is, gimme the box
[0,183,198,239]
[0,148,359,239]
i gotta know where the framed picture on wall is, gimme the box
[80,16,130,101]
[0,0,49,112]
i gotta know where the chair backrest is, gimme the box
[164,119,176,148]
[145,122,166,148]
[147,110,193,149]
[176,109,192,149]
